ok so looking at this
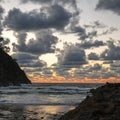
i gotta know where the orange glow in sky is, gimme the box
[27,73,120,83]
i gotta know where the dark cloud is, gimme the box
[13,30,58,55]
[0,6,4,19]
[12,52,38,61]
[83,21,118,40]
[88,52,100,60]
[94,21,106,28]
[21,0,77,9]
[68,29,98,41]
[4,5,71,31]
[12,32,27,52]
[102,71,118,79]
[52,65,72,78]
[73,69,87,79]
[100,27,118,36]
[20,60,45,68]
[91,64,102,71]
[110,61,120,75]
[41,67,53,77]
[79,64,117,79]
[88,31,97,39]
[73,64,102,79]
[52,58,119,79]
[110,61,120,68]
[23,68,42,73]
[84,21,106,29]
[96,0,120,15]
[21,0,79,26]
[77,40,104,49]
[56,68,71,78]
[12,30,57,73]
[1,37,10,47]
[79,30,98,40]
[70,25,86,37]
[84,63,118,79]
[12,52,46,68]
[103,60,113,64]
[101,41,120,60]
[84,21,118,37]
[66,17,87,41]
[0,6,4,34]
[21,0,53,4]
[58,45,87,68]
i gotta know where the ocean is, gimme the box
[0,83,103,120]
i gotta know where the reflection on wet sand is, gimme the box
[0,104,75,120]
[25,105,75,120]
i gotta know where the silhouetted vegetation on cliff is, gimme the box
[0,45,31,86]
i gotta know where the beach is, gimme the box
[0,104,74,120]
[0,83,101,120]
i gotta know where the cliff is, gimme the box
[59,83,120,120]
[0,48,31,86]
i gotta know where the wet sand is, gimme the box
[0,104,75,120]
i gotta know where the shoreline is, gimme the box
[59,83,120,120]
[0,104,75,120]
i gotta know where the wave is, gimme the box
[0,100,82,106]
[0,90,88,95]
[0,83,102,105]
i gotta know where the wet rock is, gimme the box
[58,83,120,120]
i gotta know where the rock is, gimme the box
[41,117,44,119]
[33,112,38,115]
[0,48,31,86]
[58,83,120,120]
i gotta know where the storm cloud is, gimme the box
[0,0,119,81]
[21,0,77,9]
[77,40,104,49]
[79,30,98,40]
[72,64,115,79]
[4,5,71,31]
[100,27,118,36]
[101,41,120,60]
[13,30,58,55]
[12,52,46,69]
[58,45,87,68]
[0,6,4,34]
[96,0,120,15]
[88,52,100,60]
[21,0,53,4]
[84,21,106,29]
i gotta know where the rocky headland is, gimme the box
[0,48,31,86]
[59,83,120,120]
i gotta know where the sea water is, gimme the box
[0,83,103,119]
[0,83,102,105]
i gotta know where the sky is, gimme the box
[0,0,120,83]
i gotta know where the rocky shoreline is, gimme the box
[58,83,120,120]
